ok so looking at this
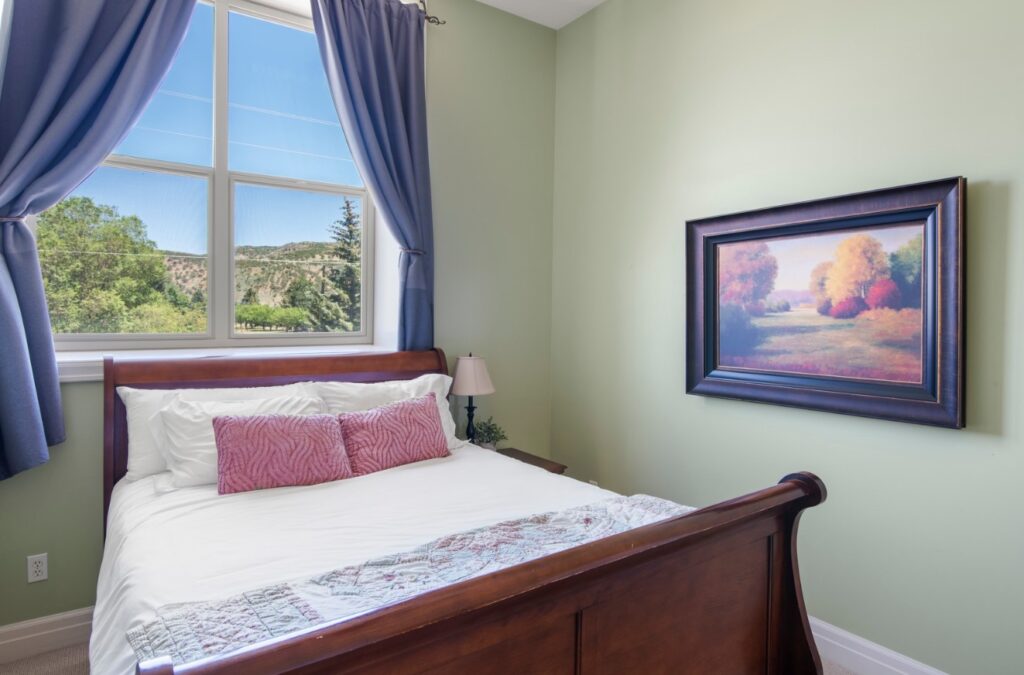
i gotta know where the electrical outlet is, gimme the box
[27,553,47,583]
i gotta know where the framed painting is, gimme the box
[686,178,965,428]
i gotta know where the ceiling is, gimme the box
[473,0,604,29]
[255,0,604,30]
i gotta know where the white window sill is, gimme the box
[56,344,398,383]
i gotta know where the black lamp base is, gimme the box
[465,396,477,443]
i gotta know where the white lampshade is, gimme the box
[451,356,495,397]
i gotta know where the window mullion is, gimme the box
[211,0,231,342]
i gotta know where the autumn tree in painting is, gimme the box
[825,234,890,304]
[809,261,833,315]
[866,278,901,310]
[718,241,778,312]
[716,241,778,355]
[829,296,869,318]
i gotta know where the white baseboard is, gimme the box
[0,607,92,664]
[812,617,947,675]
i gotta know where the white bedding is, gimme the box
[90,446,614,675]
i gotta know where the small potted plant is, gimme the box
[473,417,507,450]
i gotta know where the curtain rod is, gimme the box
[418,0,446,25]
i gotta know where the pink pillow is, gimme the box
[212,414,353,495]
[337,393,450,476]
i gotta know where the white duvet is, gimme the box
[90,446,614,675]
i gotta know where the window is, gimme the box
[233,183,365,334]
[38,0,374,349]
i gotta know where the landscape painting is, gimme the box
[715,223,925,384]
[687,178,964,428]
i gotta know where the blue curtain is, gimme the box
[311,0,435,351]
[0,0,195,480]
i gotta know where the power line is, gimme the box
[38,249,206,259]
[131,124,357,165]
[157,88,341,127]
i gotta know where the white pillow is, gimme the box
[157,395,325,489]
[116,383,311,481]
[311,374,462,449]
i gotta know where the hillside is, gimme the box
[162,241,352,305]
[163,252,207,297]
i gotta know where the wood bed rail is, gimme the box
[137,472,826,675]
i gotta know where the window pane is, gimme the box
[38,167,209,334]
[234,183,363,334]
[228,12,362,185]
[115,4,213,166]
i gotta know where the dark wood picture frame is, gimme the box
[686,178,965,428]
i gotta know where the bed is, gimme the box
[97,349,826,674]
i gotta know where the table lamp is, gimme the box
[451,354,495,443]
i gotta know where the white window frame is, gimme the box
[52,0,375,351]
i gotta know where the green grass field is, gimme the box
[720,306,923,383]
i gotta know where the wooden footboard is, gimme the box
[137,472,826,675]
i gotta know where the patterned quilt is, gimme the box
[127,495,693,665]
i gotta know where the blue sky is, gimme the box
[70,4,362,253]
[235,183,361,248]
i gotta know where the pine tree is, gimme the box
[328,198,362,330]
[283,276,349,332]
[241,286,259,305]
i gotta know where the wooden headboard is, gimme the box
[102,349,448,528]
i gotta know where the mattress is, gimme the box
[89,446,615,675]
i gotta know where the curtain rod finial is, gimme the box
[418,0,447,25]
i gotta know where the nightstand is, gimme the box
[495,447,567,475]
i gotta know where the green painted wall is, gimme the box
[430,0,556,456]
[0,0,554,627]
[0,383,104,626]
[551,1,1022,673]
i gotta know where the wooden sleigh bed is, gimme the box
[102,349,826,675]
